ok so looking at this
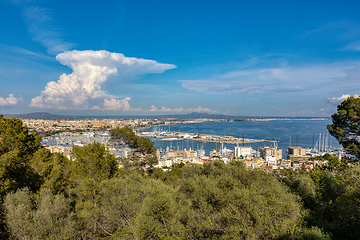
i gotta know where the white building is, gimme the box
[264,155,277,165]
[235,146,253,158]
[155,158,173,168]
[119,147,133,158]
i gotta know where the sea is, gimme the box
[141,120,341,157]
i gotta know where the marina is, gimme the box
[141,120,342,157]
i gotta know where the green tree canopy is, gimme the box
[0,115,42,196]
[327,96,360,159]
[4,188,76,240]
[276,160,360,239]
[110,127,157,171]
[30,148,72,195]
[110,127,156,155]
[95,161,326,239]
[69,142,118,238]
[176,161,304,239]
[110,127,138,148]
[70,142,118,199]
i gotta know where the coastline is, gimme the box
[134,118,330,131]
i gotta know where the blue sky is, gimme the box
[1,0,360,117]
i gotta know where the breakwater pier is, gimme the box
[138,131,278,145]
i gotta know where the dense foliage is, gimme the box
[327,96,360,159]
[110,127,158,171]
[275,154,360,240]
[0,115,42,196]
[0,115,359,239]
[110,127,156,156]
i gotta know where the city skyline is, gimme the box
[1,0,360,117]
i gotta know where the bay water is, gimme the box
[143,120,341,157]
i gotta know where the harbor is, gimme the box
[41,120,342,160]
[138,131,278,145]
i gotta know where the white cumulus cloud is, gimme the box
[149,105,184,112]
[103,97,131,111]
[30,50,176,110]
[0,94,22,106]
[187,106,216,113]
[326,94,359,105]
[148,105,216,113]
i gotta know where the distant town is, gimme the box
[18,115,342,172]
[20,114,329,135]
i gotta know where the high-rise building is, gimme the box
[260,146,282,160]
[288,146,306,156]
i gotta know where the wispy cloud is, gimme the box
[181,62,358,96]
[30,50,176,110]
[343,41,360,51]
[12,1,74,55]
[0,43,39,57]
[0,94,22,106]
[306,21,360,52]
[0,43,54,60]
[307,21,360,39]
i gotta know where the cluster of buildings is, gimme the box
[40,129,339,172]
[22,118,225,135]
[44,140,334,172]
[155,145,333,171]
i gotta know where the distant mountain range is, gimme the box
[3,112,235,120]
[3,112,78,120]
[2,112,330,121]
